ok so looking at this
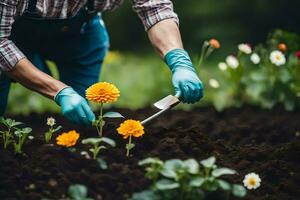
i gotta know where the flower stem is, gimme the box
[126,135,132,157]
[98,103,104,137]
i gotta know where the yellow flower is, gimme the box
[56,130,80,147]
[209,38,221,49]
[117,120,144,139]
[86,82,120,103]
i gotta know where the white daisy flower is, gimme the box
[243,173,261,190]
[238,43,252,54]
[226,55,239,69]
[47,117,56,126]
[209,78,220,89]
[250,53,261,64]
[270,50,286,66]
[218,62,228,71]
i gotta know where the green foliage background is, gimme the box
[6,0,300,114]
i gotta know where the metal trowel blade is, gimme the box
[153,95,180,110]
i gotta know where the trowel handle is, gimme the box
[141,107,171,125]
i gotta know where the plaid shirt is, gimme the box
[0,0,178,71]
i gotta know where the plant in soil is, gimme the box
[82,137,116,160]
[0,117,23,149]
[45,117,62,143]
[117,119,145,156]
[13,127,33,154]
[67,184,93,200]
[86,82,123,137]
[131,156,246,200]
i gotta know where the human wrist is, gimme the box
[164,49,195,73]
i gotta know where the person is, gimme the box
[0,0,203,125]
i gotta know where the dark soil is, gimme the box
[0,106,299,200]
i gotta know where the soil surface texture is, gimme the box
[0,106,299,200]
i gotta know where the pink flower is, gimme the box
[296,51,300,59]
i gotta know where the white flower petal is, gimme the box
[226,55,239,69]
[270,50,286,66]
[218,62,228,71]
[251,53,260,64]
[238,43,252,54]
[209,78,220,88]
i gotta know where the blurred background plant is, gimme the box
[6,0,300,114]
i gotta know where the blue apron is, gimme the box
[0,0,109,115]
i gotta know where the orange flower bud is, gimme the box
[278,43,287,52]
[209,39,221,49]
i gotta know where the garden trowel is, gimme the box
[141,95,180,125]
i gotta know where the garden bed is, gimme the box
[0,106,299,200]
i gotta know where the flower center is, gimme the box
[249,178,256,186]
[275,55,281,60]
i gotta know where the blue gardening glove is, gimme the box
[55,87,95,125]
[165,49,204,103]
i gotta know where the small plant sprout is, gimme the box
[85,82,123,137]
[82,137,116,160]
[198,38,220,67]
[243,173,261,190]
[68,184,93,200]
[117,119,144,157]
[14,127,33,154]
[56,130,80,148]
[0,117,23,149]
[45,117,62,143]
[132,156,247,200]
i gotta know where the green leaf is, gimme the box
[161,159,184,178]
[130,190,160,200]
[200,156,216,168]
[183,159,199,174]
[155,179,180,190]
[217,180,231,191]
[138,157,163,166]
[53,125,62,132]
[68,184,91,200]
[212,168,236,177]
[97,158,108,170]
[103,112,124,118]
[232,184,247,198]
[100,137,116,147]
[126,143,135,150]
[82,137,116,147]
[203,180,219,192]
[189,177,205,187]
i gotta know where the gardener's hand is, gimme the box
[165,49,204,103]
[55,87,95,125]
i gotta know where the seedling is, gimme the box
[0,117,23,149]
[68,184,93,200]
[14,127,33,154]
[45,117,62,143]
[82,137,116,160]
[131,156,246,200]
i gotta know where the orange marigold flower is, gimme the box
[209,38,221,49]
[117,120,144,139]
[278,43,287,52]
[86,82,120,103]
[56,130,80,147]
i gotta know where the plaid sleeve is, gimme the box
[131,0,179,31]
[0,1,26,71]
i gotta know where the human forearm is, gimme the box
[4,58,67,99]
[147,19,183,58]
